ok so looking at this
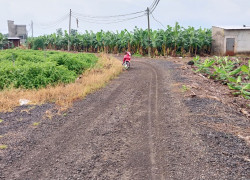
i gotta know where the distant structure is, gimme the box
[7,20,27,45]
[212,26,250,56]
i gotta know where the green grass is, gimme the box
[182,85,190,92]
[33,122,41,126]
[0,49,98,90]
[133,53,143,58]
[0,145,7,150]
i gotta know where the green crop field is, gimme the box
[193,56,250,99]
[0,49,98,90]
[27,23,212,57]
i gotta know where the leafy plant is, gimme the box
[241,60,250,79]
[182,85,190,92]
[0,33,8,49]
[193,56,250,99]
[228,83,250,99]
[26,24,212,56]
[195,58,215,75]
[0,50,98,90]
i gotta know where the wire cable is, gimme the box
[150,0,160,13]
[29,0,160,32]
[72,10,146,19]
[35,15,69,30]
[72,11,146,22]
[150,0,158,10]
[34,17,68,30]
[38,13,69,27]
[151,13,166,29]
[72,13,146,25]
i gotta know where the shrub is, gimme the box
[0,50,98,90]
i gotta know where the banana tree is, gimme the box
[0,33,8,49]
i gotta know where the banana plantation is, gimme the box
[27,23,212,56]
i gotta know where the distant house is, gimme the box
[212,26,250,56]
[8,37,21,48]
[7,20,27,45]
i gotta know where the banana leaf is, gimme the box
[228,83,241,90]
[243,83,250,90]
[229,67,242,76]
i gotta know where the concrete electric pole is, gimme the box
[31,21,33,38]
[68,9,72,51]
[147,7,151,57]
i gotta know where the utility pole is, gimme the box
[68,9,72,51]
[31,21,33,38]
[147,7,151,57]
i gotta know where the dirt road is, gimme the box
[0,57,249,179]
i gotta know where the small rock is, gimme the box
[19,99,30,106]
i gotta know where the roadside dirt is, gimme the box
[0,57,249,179]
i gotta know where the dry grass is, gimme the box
[0,54,123,112]
[43,110,54,120]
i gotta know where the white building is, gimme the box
[212,26,250,56]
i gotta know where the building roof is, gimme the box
[8,37,21,40]
[213,26,250,30]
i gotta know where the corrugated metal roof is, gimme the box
[213,26,250,30]
[8,37,21,40]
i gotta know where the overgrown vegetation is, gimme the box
[0,54,123,112]
[193,56,250,99]
[0,33,8,49]
[0,49,98,90]
[27,23,212,56]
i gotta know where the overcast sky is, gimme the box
[0,0,250,36]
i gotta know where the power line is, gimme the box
[24,0,160,35]
[150,0,160,13]
[72,12,146,22]
[34,0,156,29]
[150,0,158,10]
[35,15,69,29]
[72,13,146,25]
[38,13,69,27]
[72,10,146,19]
[72,11,147,23]
[151,13,166,29]
[151,0,160,13]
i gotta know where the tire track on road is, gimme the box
[137,60,164,180]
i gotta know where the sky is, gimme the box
[0,0,250,37]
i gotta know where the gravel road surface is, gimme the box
[0,57,249,179]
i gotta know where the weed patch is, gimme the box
[0,145,7,150]
[0,54,122,112]
[33,122,41,126]
[182,85,190,92]
[0,49,98,90]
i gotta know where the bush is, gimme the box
[33,37,45,50]
[0,50,98,90]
